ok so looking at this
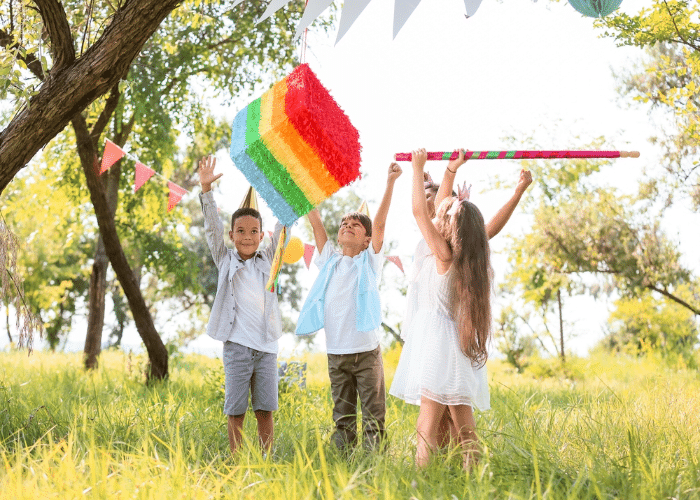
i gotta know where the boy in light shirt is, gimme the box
[297,162,402,451]
[198,155,288,455]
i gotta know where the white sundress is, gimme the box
[389,240,490,411]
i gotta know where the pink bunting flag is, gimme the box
[100,139,126,174]
[386,255,404,274]
[134,162,155,193]
[303,243,315,269]
[167,182,187,212]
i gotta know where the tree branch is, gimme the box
[0,28,45,80]
[648,285,700,316]
[33,0,75,70]
[90,84,121,145]
[663,0,700,53]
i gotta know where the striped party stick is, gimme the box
[394,150,640,161]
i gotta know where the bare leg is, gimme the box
[228,414,245,455]
[255,410,274,453]
[436,411,459,449]
[447,404,480,470]
[416,396,447,467]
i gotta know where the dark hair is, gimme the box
[340,212,372,237]
[231,207,263,230]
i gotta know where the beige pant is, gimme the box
[327,346,386,450]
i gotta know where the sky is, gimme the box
[4,0,698,357]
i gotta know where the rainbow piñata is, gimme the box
[230,63,361,226]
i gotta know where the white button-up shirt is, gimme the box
[200,191,287,345]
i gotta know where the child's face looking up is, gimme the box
[338,218,371,250]
[229,215,264,260]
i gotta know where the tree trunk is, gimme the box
[72,114,168,381]
[557,288,565,363]
[5,306,11,345]
[83,164,121,370]
[0,0,181,194]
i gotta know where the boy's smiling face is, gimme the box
[337,217,371,250]
[229,215,263,260]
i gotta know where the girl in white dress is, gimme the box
[390,148,493,469]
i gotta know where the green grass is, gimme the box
[1,348,699,499]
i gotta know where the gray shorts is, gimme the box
[223,342,278,416]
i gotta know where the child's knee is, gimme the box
[254,410,272,420]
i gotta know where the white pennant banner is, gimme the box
[463,0,484,17]
[335,0,373,44]
[256,0,294,25]
[294,0,335,39]
[393,0,423,39]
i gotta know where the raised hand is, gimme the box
[412,148,427,171]
[198,155,223,193]
[388,162,403,183]
[446,149,467,173]
[515,169,533,194]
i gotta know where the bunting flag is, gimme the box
[251,0,480,42]
[230,63,361,226]
[303,243,315,269]
[294,0,335,39]
[167,182,187,212]
[386,255,405,274]
[394,0,423,38]
[335,0,373,43]
[100,139,126,174]
[134,162,155,193]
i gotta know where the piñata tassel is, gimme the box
[266,226,287,293]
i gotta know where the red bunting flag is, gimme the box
[386,255,404,274]
[167,182,187,212]
[134,162,155,193]
[100,139,125,174]
[303,243,315,269]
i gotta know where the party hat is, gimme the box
[239,186,260,211]
[357,200,371,218]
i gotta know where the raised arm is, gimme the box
[435,149,468,211]
[306,208,328,254]
[485,169,532,239]
[372,162,402,253]
[411,149,452,263]
[198,155,227,268]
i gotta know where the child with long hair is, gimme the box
[389,148,492,469]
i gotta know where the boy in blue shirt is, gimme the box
[297,163,402,451]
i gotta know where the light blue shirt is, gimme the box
[296,243,382,348]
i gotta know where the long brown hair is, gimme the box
[435,197,492,367]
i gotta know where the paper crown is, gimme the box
[239,186,260,211]
[230,63,362,226]
[357,200,371,218]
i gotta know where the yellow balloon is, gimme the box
[282,236,304,264]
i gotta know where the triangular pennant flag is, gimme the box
[335,0,373,44]
[294,0,335,39]
[393,0,423,39]
[256,0,293,24]
[303,243,315,269]
[134,162,155,193]
[386,255,404,274]
[100,139,125,174]
[167,182,187,212]
[463,0,484,17]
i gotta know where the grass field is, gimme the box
[1,347,699,499]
